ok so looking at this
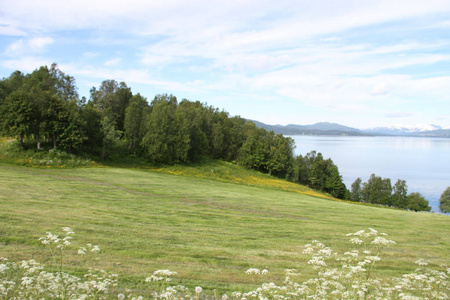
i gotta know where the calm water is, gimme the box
[289,135,450,213]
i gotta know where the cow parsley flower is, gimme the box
[371,236,396,246]
[62,227,75,235]
[91,245,101,253]
[350,237,364,245]
[415,259,429,266]
[246,268,261,275]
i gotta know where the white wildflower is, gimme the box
[308,256,326,267]
[366,255,381,262]
[246,268,261,275]
[195,286,202,294]
[368,228,379,236]
[350,237,364,245]
[0,263,10,274]
[318,247,333,256]
[415,259,429,266]
[353,230,366,236]
[153,269,177,277]
[372,236,396,246]
[62,227,75,235]
[303,247,314,254]
[344,250,359,258]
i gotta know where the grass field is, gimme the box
[1,159,449,295]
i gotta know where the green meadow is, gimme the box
[0,160,449,294]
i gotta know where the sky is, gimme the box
[1,0,450,129]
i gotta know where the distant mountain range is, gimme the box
[250,121,450,138]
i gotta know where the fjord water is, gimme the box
[290,135,450,213]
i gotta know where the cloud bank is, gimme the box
[1,0,450,128]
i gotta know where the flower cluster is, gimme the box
[145,269,178,282]
[39,227,75,250]
[78,243,101,255]
[0,258,118,299]
[245,268,269,275]
[1,227,449,299]
[231,228,448,300]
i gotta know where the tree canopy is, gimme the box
[439,187,450,213]
[349,175,431,212]
[1,64,435,211]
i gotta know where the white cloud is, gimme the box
[2,0,450,128]
[370,83,390,96]
[2,57,52,72]
[82,52,99,59]
[385,112,413,118]
[5,40,25,55]
[4,0,450,37]
[104,58,121,66]
[0,25,27,36]
[29,37,54,50]
[5,37,54,56]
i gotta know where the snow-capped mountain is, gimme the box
[363,124,442,135]
[252,120,450,137]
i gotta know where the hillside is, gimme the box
[1,160,449,295]
[250,120,373,136]
[252,120,450,137]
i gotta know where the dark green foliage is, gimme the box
[176,100,209,161]
[406,192,431,212]
[0,64,86,152]
[238,122,271,172]
[124,94,148,154]
[291,151,348,199]
[391,179,408,209]
[350,178,363,202]
[352,175,430,211]
[100,116,123,161]
[0,70,25,105]
[325,164,347,199]
[79,101,103,155]
[2,65,301,182]
[209,112,246,161]
[267,134,295,178]
[90,80,132,132]
[439,187,450,213]
[361,174,392,205]
[142,94,189,164]
[3,63,428,213]
[237,122,294,177]
[0,90,36,148]
[292,153,312,186]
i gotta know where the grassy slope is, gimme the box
[1,160,449,294]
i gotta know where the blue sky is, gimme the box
[1,0,450,129]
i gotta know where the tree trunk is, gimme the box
[18,133,24,149]
[35,133,41,150]
[53,133,57,149]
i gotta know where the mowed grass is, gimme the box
[0,162,449,293]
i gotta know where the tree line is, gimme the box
[350,175,431,211]
[0,64,438,212]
